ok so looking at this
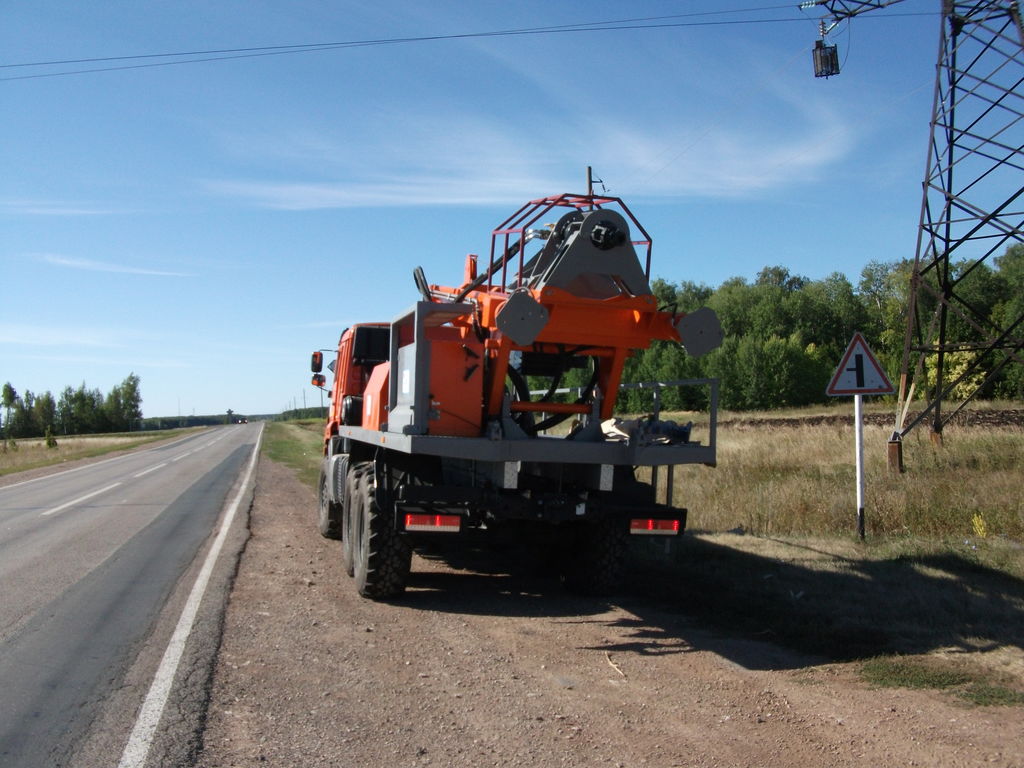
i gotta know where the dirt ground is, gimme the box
[195,458,1023,768]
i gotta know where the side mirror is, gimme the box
[311,374,326,387]
[311,351,323,373]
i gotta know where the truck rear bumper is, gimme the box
[395,484,687,529]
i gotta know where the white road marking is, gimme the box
[170,451,192,462]
[132,463,168,479]
[40,482,123,517]
[117,428,262,768]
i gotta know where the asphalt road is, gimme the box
[0,424,261,768]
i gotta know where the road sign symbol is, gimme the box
[827,332,894,396]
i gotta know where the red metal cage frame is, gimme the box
[485,193,654,294]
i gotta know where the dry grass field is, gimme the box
[0,428,204,478]
[669,418,1023,541]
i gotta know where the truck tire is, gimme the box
[352,463,412,599]
[561,518,626,595]
[317,462,343,539]
[341,464,361,577]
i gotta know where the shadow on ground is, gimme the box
[396,532,1024,672]
[626,535,1024,669]
[396,535,612,620]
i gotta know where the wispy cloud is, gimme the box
[204,175,559,210]
[39,255,194,277]
[0,325,182,372]
[1,199,123,216]
[205,125,848,209]
[2,351,190,369]
[0,323,125,348]
[204,92,853,210]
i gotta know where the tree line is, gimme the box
[9,245,1020,438]
[562,245,1023,413]
[1,373,143,440]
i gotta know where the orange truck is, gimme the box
[309,192,723,599]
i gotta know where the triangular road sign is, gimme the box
[827,332,894,396]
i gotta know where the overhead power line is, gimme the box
[0,4,931,82]
[3,5,796,71]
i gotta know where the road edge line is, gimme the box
[116,424,263,768]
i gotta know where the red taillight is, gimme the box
[629,518,680,536]
[404,513,461,533]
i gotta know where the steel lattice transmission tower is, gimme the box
[897,1,1024,443]
[809,0,1024,447]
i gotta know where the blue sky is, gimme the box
[2,1,942,418]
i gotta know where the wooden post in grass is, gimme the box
[827,333,895,540]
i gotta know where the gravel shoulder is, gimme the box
[195,458,1023,768]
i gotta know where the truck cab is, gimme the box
[313,323,389,455]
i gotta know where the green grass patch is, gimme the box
[862,656,971,690]
[262,421,322,489]
[960,682,1024,706]
[861,656,1024,706]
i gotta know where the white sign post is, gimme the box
[827,333,894,540]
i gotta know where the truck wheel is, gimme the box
[352,464,412,600]
[341,464,361,577]
[561,519,626,596]
[317,462,343,539]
